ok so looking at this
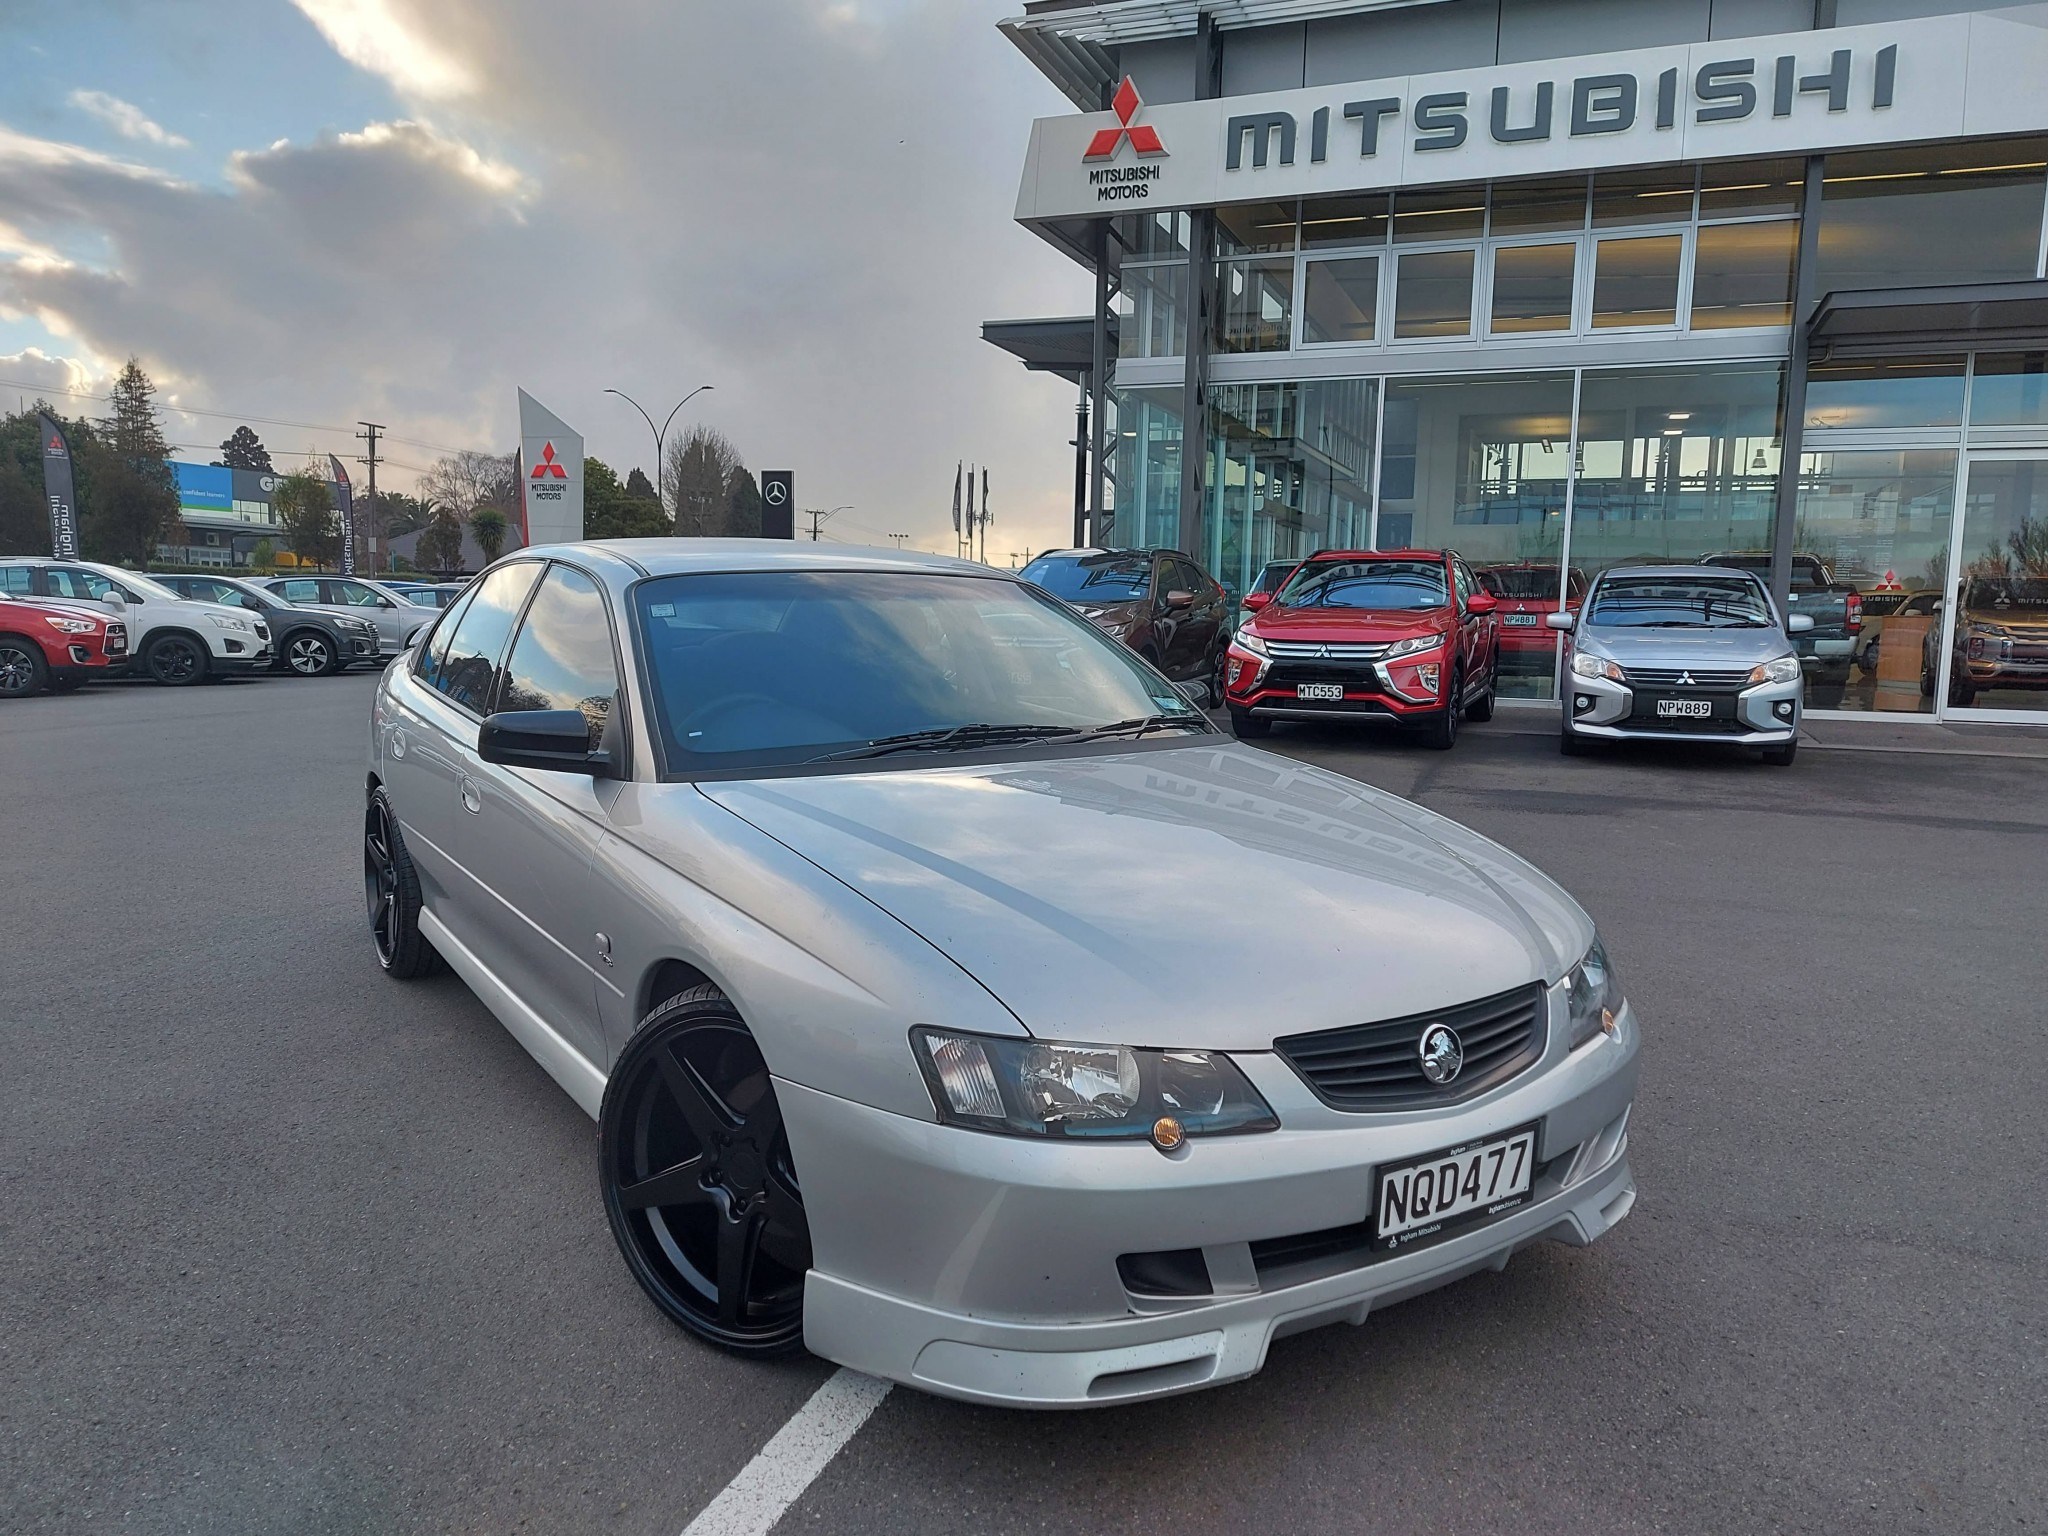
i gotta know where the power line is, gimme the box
[0,375,482,457]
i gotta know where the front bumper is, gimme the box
[788,998,1640,1408]
[1225,655,1446,724]
[1563,670,1799,744]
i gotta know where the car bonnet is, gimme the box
[695,743,1590,1051]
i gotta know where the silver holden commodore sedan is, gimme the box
[1548,565,1815,765]
[365,541,1640,1408]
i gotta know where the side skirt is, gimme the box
[419,907,607,1120]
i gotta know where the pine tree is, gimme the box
[216,425,274,471]
[82,359,179,562]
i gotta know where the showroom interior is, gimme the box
[988,0,2048,724]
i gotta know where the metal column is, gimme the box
[1770,155,1827,620]
[1088,219,1111,546]
[1175,12,1223,560]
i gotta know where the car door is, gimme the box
[380,561,543,942]
[1450,560,1485,699]
[457,561,624,1066]
[1180,559,1225,671]
[1148,555,1192,677]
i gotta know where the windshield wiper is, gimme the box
[809,723,1080,762]
[1055,713,1208,744]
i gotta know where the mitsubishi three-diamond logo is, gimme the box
[530,442,568,480]
[1085,77,1167,161]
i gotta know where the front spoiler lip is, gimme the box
[804,1148,1636,1409]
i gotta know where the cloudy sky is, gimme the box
[0,0,1090,560]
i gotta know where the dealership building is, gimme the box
[988,0,2048,722]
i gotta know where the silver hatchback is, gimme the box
[365,541,1639,1407]
[1550,565,1813,765]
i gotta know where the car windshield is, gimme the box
[1964,577,2048,614]
[1278,559,1447,610]
[1588,575,1774,628]
[103,568,181,603]
[1480,567,1560,600]
[635,570,1207,773]
[1020,554,1151,604]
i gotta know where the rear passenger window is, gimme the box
[0,567,31,594]
[277,580,321,604]
[495,566,621,753]
[424,562,541,714]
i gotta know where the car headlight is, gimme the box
[1384,633,1444,661]
[1749,655,1802,684]
[206,613,252,632]
[1230,628,1269,658]
[1565,938,1624,1049]
[912,1028,1278,1141]
[1570,651,1626,683]
[42,615,97,635]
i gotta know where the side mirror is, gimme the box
[100,589,128,612]
[1242,591,1274,614]
[1787,613,1816,634]
[1543,610,1576,632]
[1164,588,1194,610]
[1465,591,1499,615]
[478,709,611,777]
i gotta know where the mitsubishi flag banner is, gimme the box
[38,412,79,559]
[329,454,356,576]
[518,389,584,547]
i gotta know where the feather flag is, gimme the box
[951,462,963,535]
[981,466,991,526]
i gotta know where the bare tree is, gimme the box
[420,450,517,518]
[664,426,743,537]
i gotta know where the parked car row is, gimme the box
[0,557,456,697]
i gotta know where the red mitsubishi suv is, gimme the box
[1222,549,1500,749]
[0,592,129,698]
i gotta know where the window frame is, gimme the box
[489,559,635,774]
[409,558,547,722]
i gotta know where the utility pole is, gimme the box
[356,421,385,574]
[806,505,847,542]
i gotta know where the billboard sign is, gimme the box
[760,470,794,540]
[518,389,584,547]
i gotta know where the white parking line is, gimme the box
[680,1369,893,1536]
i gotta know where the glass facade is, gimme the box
[1102,138,2048,719]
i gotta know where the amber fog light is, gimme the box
[1151,1117,1186,1152]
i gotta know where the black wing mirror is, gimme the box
[477,709,613,777]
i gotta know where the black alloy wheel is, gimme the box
[363,788,442,978]
[1420,672,1461,750]
[284,630,337,676]
[0,637,48,698]
[145,633,208,686]
[601,987,811,1357]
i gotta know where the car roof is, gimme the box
[1597,564,1765,582]
[514,539,1005,581]
[1303,548,1449,562]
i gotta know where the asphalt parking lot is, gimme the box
[4,673,2042,1535]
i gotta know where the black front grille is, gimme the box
[1266,661,1383,687]
[1625,665,1751,689]
[1274,983,1546,1111]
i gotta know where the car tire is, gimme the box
[599,986,811,1358]
[1760,740,1798,766]
[1228,707,1270,739]
[364,787,444,979]
[1419,678,1460,750]
[144,632,209,686]
[1560,717,1589,756]
[1948,670,1976,708]
[0,635,49,698]
[283,629,341,677]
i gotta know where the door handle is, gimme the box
[460,777,482,814]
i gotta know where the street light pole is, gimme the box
[603,385,713,517]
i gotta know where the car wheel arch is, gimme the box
[639,957,721,1021]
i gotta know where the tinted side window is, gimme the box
[335,581,382,607]
[417,587,480,691]
[0,567,31,595]
[45,569,119,601]
[427,563,541,714]
[278,580,321,604]
[496,566,621,753]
